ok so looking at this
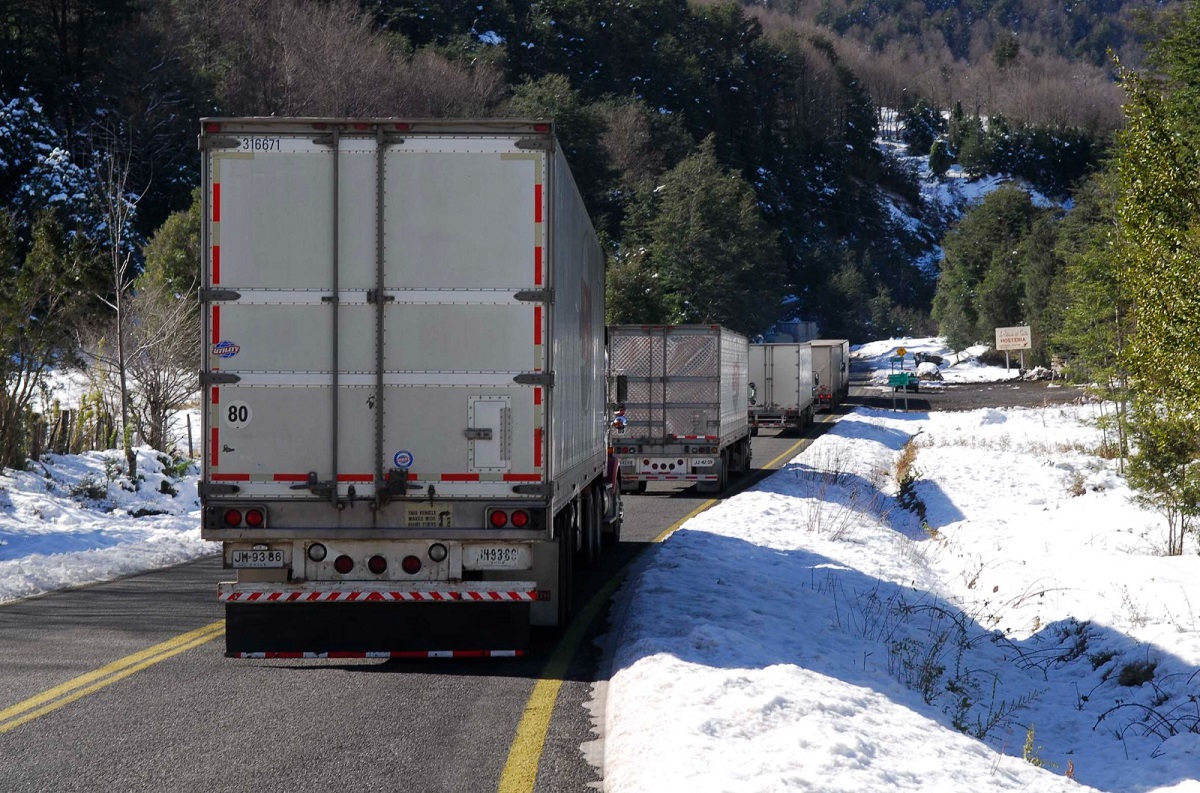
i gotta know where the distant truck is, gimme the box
[747,342,815,434]
[811,339,851,412]
[608,325,751,494]
[198,118,619,658]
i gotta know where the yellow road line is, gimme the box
[499,500,713,792]
[500,422,827,790]
[0,621,225,734]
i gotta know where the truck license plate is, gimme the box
[463,545,531,570]
[692,458,716,467]
[619,457,637,467]
[231,549,284,568]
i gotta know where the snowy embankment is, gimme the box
[602,341,1200,793]
[0,448,212,603]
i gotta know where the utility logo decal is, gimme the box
[212,340,241,359]
[394,450,414,468]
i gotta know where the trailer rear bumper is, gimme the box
[218,581,537,657]
[224,600,531,657]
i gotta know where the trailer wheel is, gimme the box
[556,509,574,629]
[578,489,600,570]
[604,504,622,545]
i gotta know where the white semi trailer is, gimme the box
[811,339,851,412]
[199,118,618,658]
[747,342,815,433]
[608,325,751,494]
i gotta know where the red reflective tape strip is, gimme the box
[534,387,542,406]
[534,428,543,468]
[212,305,220,346]
[534,305,542,345]
[273,473,308,482]
[440,473,480,482]
[337,474,373,482]
[534,183,543,223]
[212,183,221,222]
[211,387,220,405]
[211,473,250,481]
[503,473,541,482]
[212,246,220,285]
[534,246,543,286]
[210,428,219,466]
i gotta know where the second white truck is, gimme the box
[748,342,815,433]
[608,325,751,494]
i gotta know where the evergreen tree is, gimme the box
[641,137,785,336]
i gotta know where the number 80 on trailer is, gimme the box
[223,400,253,429]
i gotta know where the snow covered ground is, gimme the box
[5,342,1199,792]
[603,342,1200,792]
[853,336,1026,385]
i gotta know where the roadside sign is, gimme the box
[995,326,1031,351]
[896,347,906,357]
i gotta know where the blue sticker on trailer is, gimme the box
[394,450,414,468]
[212,340,241,359]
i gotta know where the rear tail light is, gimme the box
[489,510,508,528]
[244,508,265,527]
[203,121,222,133]
[367,555,387,575]
[428,543,448,562]
[307,543,327,562]
[223,509,242,527]
[401,555,422,574]
[510,510,529,528]
[333,555,354,574]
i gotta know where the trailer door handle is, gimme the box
[464,428,493,440]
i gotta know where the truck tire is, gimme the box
[556,509,574,629]
[578,489,600,570]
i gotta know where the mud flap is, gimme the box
[224,602,530,656]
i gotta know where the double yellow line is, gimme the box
[0,620,224,734]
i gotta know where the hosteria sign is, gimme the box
[995,325,1032,351]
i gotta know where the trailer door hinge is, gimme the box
[514,138,553,152]
[199,482,240,496]
[201,372,241,386]
[199,288,241,302]
[385,468,415,497]
[513,289,553,303]
[289,471,333,498]
[513,372,553,387]
[512,483,552,497]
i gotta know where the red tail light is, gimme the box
[401,555,422,574]
[244,508,265,527]
[223,509,243,527]
[204,122,222,133]
[511,510,530,528]
[333,555,354,574]
[367,555,387,574]
[489,510,508,528]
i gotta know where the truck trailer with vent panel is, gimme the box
[811,339,851,412]
[199,118,619,658]
[608,325,751,494]
[747,342,815,434]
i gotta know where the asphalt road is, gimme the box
[0,425,830,793]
